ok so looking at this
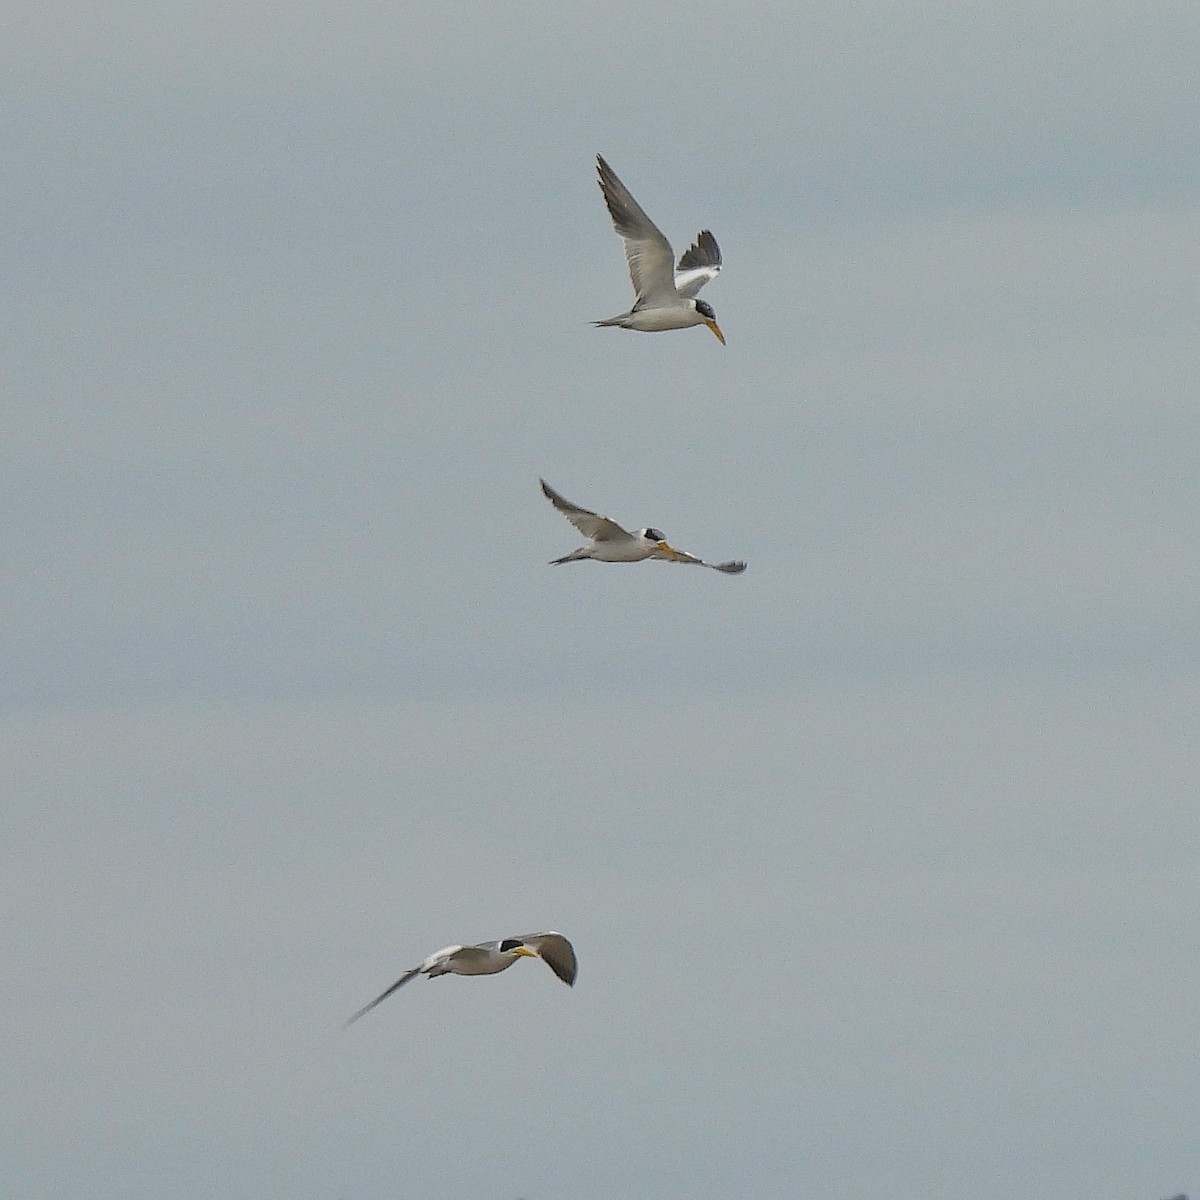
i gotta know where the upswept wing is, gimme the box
[540,479,631,542]
[674,230,722,298]
[596,155,678,307]
[519,931,578,986]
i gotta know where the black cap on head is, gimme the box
[499,938,524,953]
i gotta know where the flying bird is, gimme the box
[345,932,577,1026]
[593,154,725,343]
[540,479,746,573]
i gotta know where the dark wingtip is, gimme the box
[678,229,722,272]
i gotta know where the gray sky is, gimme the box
[2,3,1198,1198]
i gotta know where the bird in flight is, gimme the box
[540,479,746,573]
[345,932,578,1025]
[593,154,725,343]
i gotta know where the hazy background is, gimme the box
[2,3,1197,1198]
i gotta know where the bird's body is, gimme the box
[345,932,577,1025]
[594,155,725,343]
[540,479,746,574]
[419,943,522,978]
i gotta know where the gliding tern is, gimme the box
[593,154,725,343]
[541,479,746,573]
[345,931,577,1025]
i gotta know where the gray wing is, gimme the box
[344,964,422,1026]
[596,155,678,307]
[658,546,747,574]
[540,479,632,542]
[519,932,578,986]
[674,230,722,298]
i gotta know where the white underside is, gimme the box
[427,945,516,976]
[597,304,705,332]
[586,540,658,562]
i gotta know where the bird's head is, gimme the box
[500,938,538,958]
[692,298,725,345]
[640,528,682,559]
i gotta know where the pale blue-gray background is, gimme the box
[2,3,1197,1198]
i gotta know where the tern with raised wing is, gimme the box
[540,479,746,573]
[594,154,725,343]
[345,931,577,1025]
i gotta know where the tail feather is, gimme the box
[550,549,590,565]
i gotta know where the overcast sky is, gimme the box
[2,4,1198,1199]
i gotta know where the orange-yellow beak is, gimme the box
[704,318,726,345]
[656,540,682,560]
[513,946,538,959]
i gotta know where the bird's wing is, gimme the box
[344,964,422,1026]
[674,230,722,298]
[596,155,679,307]
[657,545,747,574]
[540,479,631,542]
[519,932,578,986]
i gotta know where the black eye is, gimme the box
[499,939,523,953]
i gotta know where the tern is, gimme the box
[541,479,746,573]
[345,932,577,1025]
[594,154,725,343]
